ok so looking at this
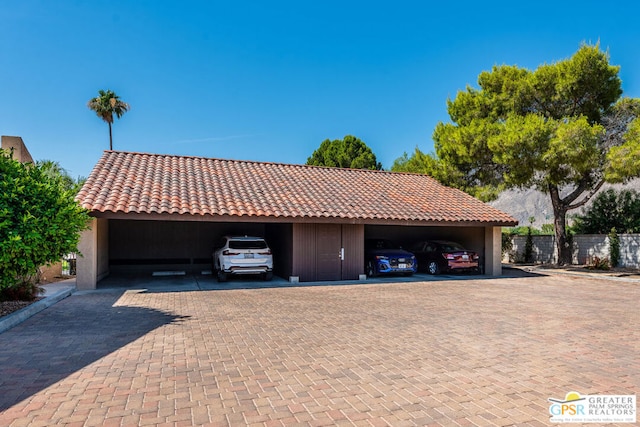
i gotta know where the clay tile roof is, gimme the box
[76,151,518,225]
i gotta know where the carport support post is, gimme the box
[484,226,502,276]
[77,218,99,290]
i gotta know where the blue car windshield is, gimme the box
[368,240,398,250]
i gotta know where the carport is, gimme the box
[364,224,487,267]
[75,151,517,289]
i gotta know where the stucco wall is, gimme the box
[1,135,34,163]
[619,234,640,268]
[97,218,109,280]
[511,235,557,264]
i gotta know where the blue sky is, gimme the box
[2,1,639,179]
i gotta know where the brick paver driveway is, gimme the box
[1,270,638,426]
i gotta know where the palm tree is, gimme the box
[37,160,84,193]
[87,89,130,150]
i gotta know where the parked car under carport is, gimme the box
[213,236,274,281]
[410,240,480,275]
[365,239,417,277]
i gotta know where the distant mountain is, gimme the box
[487,179,640,227]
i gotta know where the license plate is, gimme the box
[244,253,254,259]
[462,255,469,260]
[398,263,407,269]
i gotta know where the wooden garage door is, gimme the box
[292,223,364,281]
[316,224,342,281]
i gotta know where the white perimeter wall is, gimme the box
[508,234,640,267]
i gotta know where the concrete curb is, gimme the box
[0,280,76,334]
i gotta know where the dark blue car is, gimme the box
[365,239,417,277]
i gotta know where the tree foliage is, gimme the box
[307,135,382,170]
[393,44,640,264]
[572,189,640,234]
[87,89,130,150]
[37,159,86,194]
[0,151,90,300]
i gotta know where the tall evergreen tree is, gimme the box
[307,135,382,170]
[393,45,640,264]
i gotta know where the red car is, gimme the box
[410,240,480,275]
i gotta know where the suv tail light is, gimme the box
[443,253,456,260]
[258,249,272,255]
[223,250,240,256]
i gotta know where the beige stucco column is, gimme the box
[1,135,34,163]
[76,218,109,290]
[484,226,502,276]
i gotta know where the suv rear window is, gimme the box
[229,240,268,250]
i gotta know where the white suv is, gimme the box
[213,236,273,281]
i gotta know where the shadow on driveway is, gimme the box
[0,291,188,411]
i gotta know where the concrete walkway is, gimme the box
[0,270,638,426]
[0,279,76,334]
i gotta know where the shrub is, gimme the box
[0,280,43,301]
[0,151,89,301]
[524,225,534,263]
[540,223,555,235]
[574,189,640,234]
[587,256,611,270]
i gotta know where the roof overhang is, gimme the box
[90,210,518,227]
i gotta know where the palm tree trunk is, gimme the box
[108,122,113,150]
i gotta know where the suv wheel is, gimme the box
[366,261,378,278]
[263,271,273,281]
[217,270,228,282]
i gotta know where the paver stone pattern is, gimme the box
[0,272,638,426]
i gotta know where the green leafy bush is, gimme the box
[0,151,90,301]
